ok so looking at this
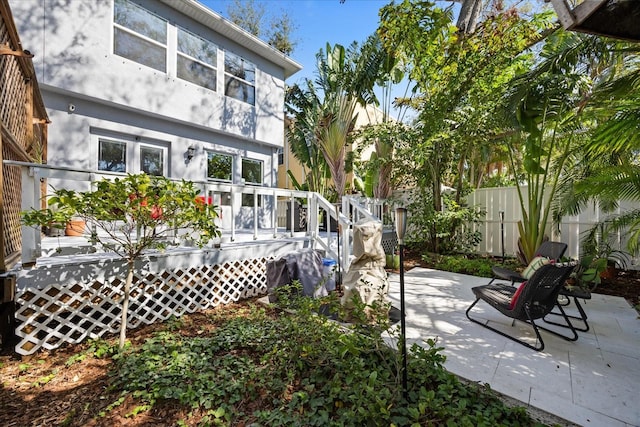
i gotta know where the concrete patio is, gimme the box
[386,267,640,427]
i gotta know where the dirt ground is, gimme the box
[0,260,637,426]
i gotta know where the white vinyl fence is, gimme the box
[467,186,639,267]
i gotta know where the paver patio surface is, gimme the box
[386,268,640,427]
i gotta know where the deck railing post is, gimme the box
[289,194,295,237]
[272,189,278,238]
[253,187,258,240]
[21,166,42,266]
[230,184,238,242]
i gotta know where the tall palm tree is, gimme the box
[317,93,357,201]
[285,82,330,195]
[287,39,397,202]
[500,30,640,262]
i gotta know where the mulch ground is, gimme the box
[0,309,232,427]
[1,261,637,426]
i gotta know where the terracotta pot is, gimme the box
[599,265,618,280]
[65,220,86,236]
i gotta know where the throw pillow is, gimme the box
[509,282,527,310]
[522,256,551,279]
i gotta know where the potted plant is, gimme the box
[386,248,400,271]
[42,207,72,237]
[65,217,86,236]
[582,223,631,281]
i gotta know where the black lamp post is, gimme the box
[395,207,408,399]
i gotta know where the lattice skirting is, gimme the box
[14,256,270,355]
[381,229,398,255]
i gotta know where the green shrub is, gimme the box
[108,297,543,426]
[407,191,485,255]
[423,254,521,278]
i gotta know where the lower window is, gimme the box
[242,158,262,185]
[98,138,167,176]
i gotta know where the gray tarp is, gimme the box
[266,248,325,301]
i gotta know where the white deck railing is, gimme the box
[7,160,354,270]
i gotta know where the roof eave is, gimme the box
[547,0,640,42]
[159,0,303,79]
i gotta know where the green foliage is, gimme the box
[32,370,57,387]
[108,300,540,425]
[65,353,87,367]
[426,254,497,278]
[569,255,608,291]
[226,0,298,55]
[379,1,555,215]
[407,190,485,254]
[22,174,220,259]
[87,338,122,359]
[354,121,410,199]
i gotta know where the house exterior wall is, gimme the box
[10,0,300,187]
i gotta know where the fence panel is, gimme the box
[467,186,639,267]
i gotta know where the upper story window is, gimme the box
[112,1,260,99]
[98,138,167,176]
[113,0,167,72]
[242,158,262,184]
[225,51,255,105]
[207,151,233,181]
[177,28,217,91]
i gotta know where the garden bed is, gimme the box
[1,298,560,426]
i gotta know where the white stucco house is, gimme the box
[10,0,301,203]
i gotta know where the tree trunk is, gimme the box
[457,0,483,33]
[119,260,135,350]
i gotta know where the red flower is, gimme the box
[151,205,163,220]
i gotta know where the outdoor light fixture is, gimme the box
[186,145,196,161]
[395,207,408,399]
[396,207,407,245]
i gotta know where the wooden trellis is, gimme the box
[0,0,49,273]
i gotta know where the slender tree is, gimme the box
[378,0,553,252]
[227,0,264,36]
[22,174,220,349]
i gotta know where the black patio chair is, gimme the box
[466,263,578,351]
[545,286,591,332]
[488,241,568,287]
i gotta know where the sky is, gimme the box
[202,0,459,86]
